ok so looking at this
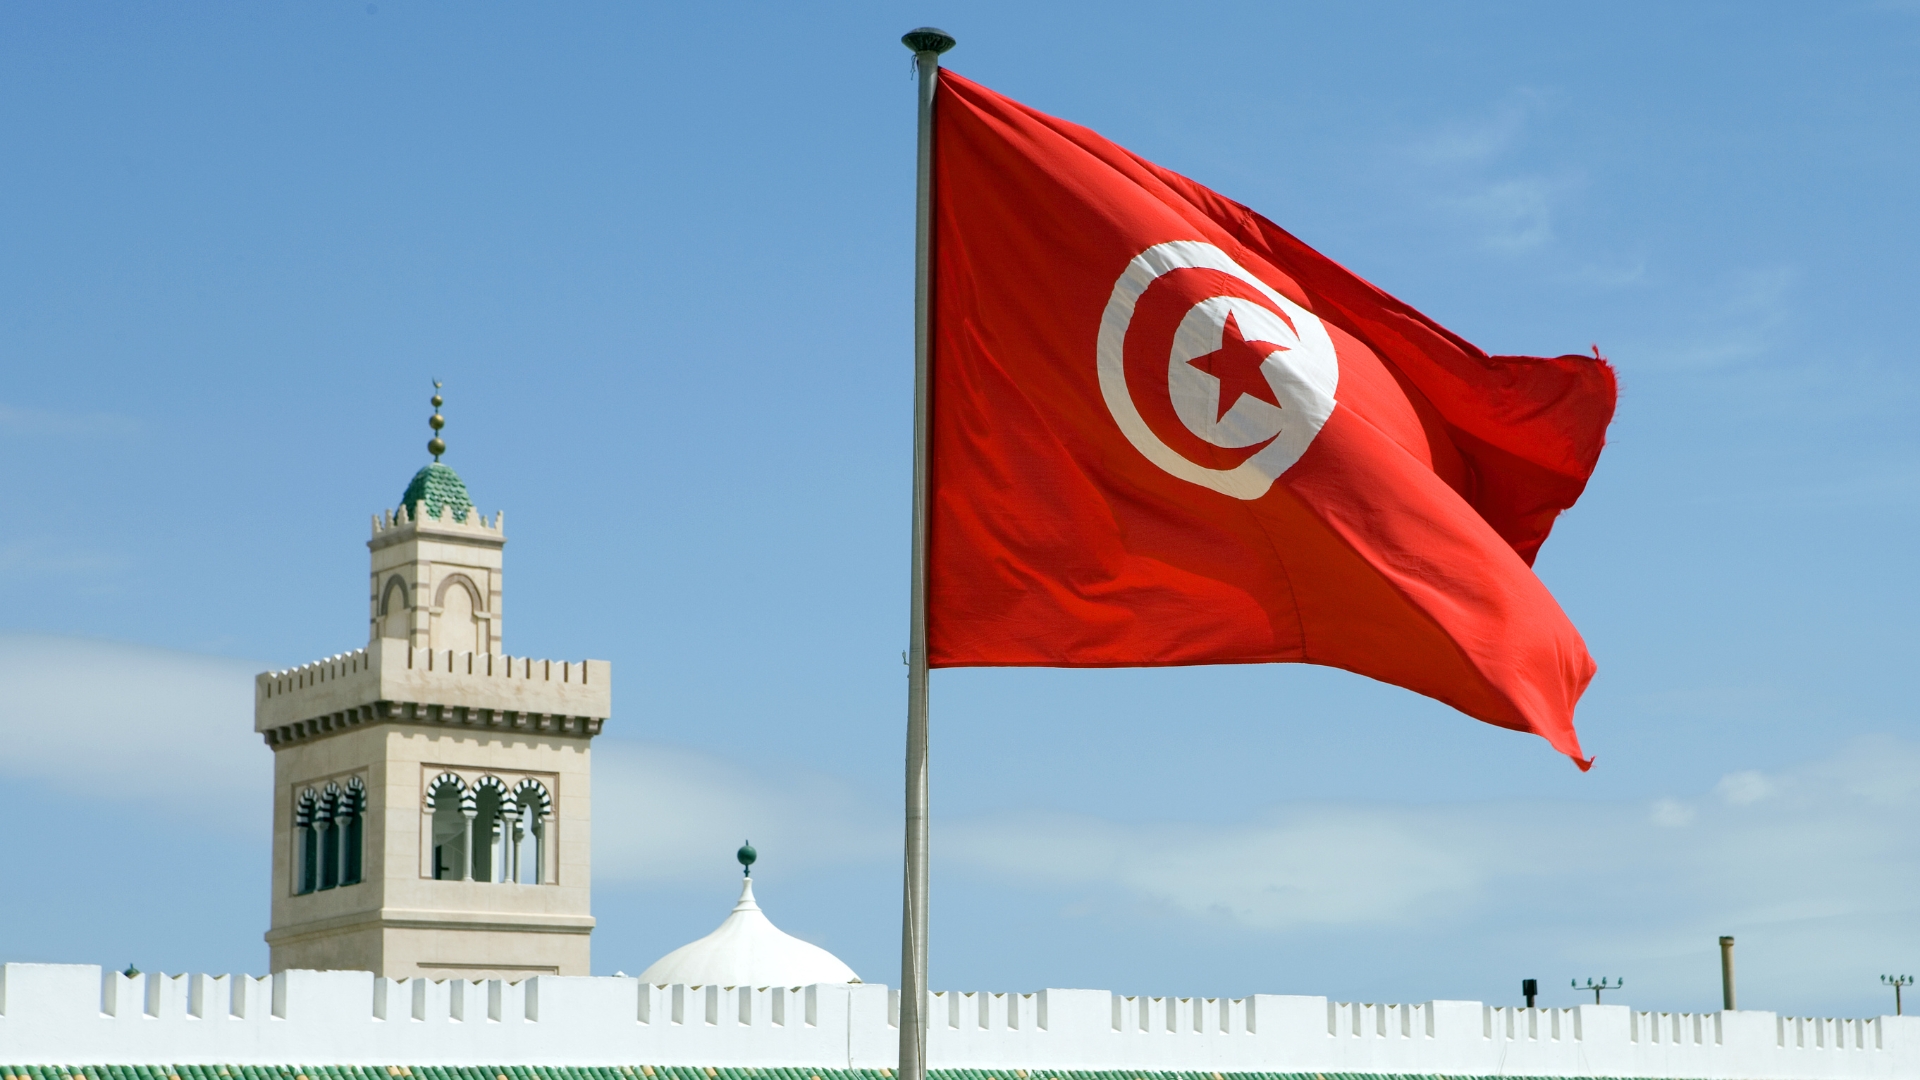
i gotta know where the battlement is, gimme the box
[371,502,505,544]
[0,965,1911,1074]
[254,637,609,745]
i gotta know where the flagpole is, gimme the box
[900,25,953,1080]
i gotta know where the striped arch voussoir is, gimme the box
[423,771,468,812]
[511,778,552,820]
[338,775,366,820]
[295,787,319,827]
[472,775,514,834]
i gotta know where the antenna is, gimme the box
[1573,977,1623,1005]
[1885,974,1914,1016]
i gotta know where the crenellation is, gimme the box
[371,503,504,540]
[4,964,1912,1073]
[1487,1005,1575,1042]
[256,638,609,742]
[1775,1014,1883,1052]
[261,648,373,699]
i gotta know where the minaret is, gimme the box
[255,385,610,980]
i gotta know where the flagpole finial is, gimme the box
[427,379,447,461]
[901,27,955,55]
[737,840,757,877]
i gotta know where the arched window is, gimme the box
[318,783,341,890]
[511,779,552,885]
[339,776,366,886]
[435,575,483,655]
[425,772,471,880]
[379,576,410,640]
[470,776,509,882]
[417,773,554,886]
[294,788,320,895]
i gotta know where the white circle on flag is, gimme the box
[1097,240,1340,500]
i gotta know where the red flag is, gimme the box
[925,72,1615,767]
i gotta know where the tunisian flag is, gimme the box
[925,72,1615,767]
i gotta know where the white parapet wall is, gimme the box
[0,964,1912,1078]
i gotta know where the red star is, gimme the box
[1186,310,1288,423]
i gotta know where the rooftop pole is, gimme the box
[1720,936,1736,1011]
[899,25,954,1080]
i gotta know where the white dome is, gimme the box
[638,877,859,987]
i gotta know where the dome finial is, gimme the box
[737,839,757,877]
[427,379,447,461]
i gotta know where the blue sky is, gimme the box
[2,1,1917,1020]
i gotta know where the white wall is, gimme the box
[0,964,1912,1078]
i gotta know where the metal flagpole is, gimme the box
[899,25,954,1080]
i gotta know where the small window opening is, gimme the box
[429,776,469,880]
[295,789,319,895]
[471,782,504,882]
[339,778,365,886]
[512,780,551,885]
[317,784,341,891]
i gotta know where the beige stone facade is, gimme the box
[255,493,610,980]
[367,501,506,653]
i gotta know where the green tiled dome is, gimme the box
[397,462,474,523]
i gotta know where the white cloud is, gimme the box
[1650,797,1696,827]
[944,738,1920,948]
[0,540,132,583]
[6,635,1912,1010]
[1645,264,1798,370]
[1566,259,1649,289]
[0,634,894,866]
[0,634,269,831]
[1447,175,1568,253]
[0,401,139,438]
[1716,770,1775,805]
[946,805,1489,928]
[1401,93,1581,255]
[1408,98,1535,167]
[590,740,892,884]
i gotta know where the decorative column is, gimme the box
[316,818,335,890]
[460,807,476,881]
[507,805,524,883]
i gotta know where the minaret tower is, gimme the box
[255,386,610,980]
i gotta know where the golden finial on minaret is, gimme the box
[428,379,447,461]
